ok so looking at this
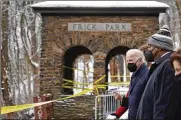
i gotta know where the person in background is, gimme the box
[165,49,181,120]
[106,49,149,120]
[137,25,175,120]
[139,44,152,69]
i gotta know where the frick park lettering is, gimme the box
[69,23,131,31]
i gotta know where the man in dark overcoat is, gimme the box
[137,25,175,120]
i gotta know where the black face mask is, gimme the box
[175,74,181,82]
[127,63,137,72]
[144,47,155,62]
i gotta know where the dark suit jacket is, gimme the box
[128,63,149,120]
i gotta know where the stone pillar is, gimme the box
[93,51,106,94]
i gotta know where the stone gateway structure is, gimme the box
[32,1,169,119]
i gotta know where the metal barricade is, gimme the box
[95,95,121,120]
[95,89,128,120]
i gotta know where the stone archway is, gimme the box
[31,1,168,119]
[63,45,92,94]
[105,46,130,89]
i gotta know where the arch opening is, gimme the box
[105,46,130,90]
[74,55,94,94]
[63,46,92,95]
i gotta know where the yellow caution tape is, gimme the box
[96,88,99,95]
[110,76,131,78]
[2,75,130,114]
[106,82,130,85]
[94,84,129,87]
[63,85,94,90]
[1,75,106,115]
[63,79,90,85]
[1,63,131,115]
[1,104,34,115]
[94,75,106,96]
[1,89,93,115]
[62,82,129,91]
[63,66,131,78]
[63,85,106,89]
[63,80,130,86]
[94,75,106,84]
[1,100,56,115]
[63,66,94,73]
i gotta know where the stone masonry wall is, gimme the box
[39,16,158,119]
[53,95,96,120]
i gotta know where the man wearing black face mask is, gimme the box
[137,25,175,120]
[127,49,150,120]
[126,49,149,120]
[108,49,149,120]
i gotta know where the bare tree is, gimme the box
[1,1,42,119]
[159,0,181,49]
[0,0,4,119]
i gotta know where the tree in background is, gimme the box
[1,1,42,119]
[159,0,181,50]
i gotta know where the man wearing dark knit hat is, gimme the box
[137,25,175,120]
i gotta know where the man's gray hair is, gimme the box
[126,49,146,62]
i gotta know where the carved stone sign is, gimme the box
[68,23,131,31]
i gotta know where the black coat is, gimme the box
[165,79,181,120]
[128,64,149,120]
[136,52,175,120]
